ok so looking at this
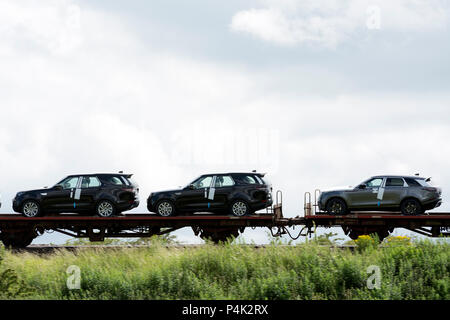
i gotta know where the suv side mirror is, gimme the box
[358,184,367,190]
[54,185,63,191]
[188,184,195,190]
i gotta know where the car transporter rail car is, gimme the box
[0,191,449,248]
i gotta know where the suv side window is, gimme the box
[215,175,234,188]
[234,175,258,185]
[81,176,101,188]
[404,178,421,187]
[366,178,383,188]
[192,176,212,189]
[120,176,131,186]
[254,175,264,184]
[386,178,405,187]
[104,176,124,185]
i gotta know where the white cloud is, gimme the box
[230,7,351,47]
[0,0,84,54]
[230,0,450,47]
[0,0,263,213]
[0,0,449,244]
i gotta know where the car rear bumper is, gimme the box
[423,198,442,210]
[117,199,139,212]
[249,199,273,212]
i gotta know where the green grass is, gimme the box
[0,238,448,300]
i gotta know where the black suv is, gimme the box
[13,173,139,217]
[147,172,273,216]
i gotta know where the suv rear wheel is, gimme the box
[96,200,116,217]
[401,199,423,215]
[230,200,249,217]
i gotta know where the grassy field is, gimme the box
[0,236,448,300]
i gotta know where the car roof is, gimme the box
[371,175,426,180]
[199,172,266,177]
[66,173,133,178]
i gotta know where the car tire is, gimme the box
[156,200,176,217]
[96,200,116,217]
[229,200,250,217]
[21,200,41,218]
[326,198,348,215]
[401,199,423,215]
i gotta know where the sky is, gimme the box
[0,0,449,244]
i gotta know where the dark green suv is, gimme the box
[318,175,442,215]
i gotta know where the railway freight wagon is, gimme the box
[1,191,449,248]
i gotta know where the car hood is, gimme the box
[17,188,52,195]
[320,186,354,193]
[151,188,184,195]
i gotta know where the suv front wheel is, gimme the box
[156,200,175,217]
[22,200,41,218]
[326,198,348,215]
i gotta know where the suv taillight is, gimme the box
[422,187,437,193]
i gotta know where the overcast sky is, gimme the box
[1,0,449,244]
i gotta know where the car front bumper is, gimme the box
[12,199,21,213]
[317,197,326,211]
[147,198,156,213]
